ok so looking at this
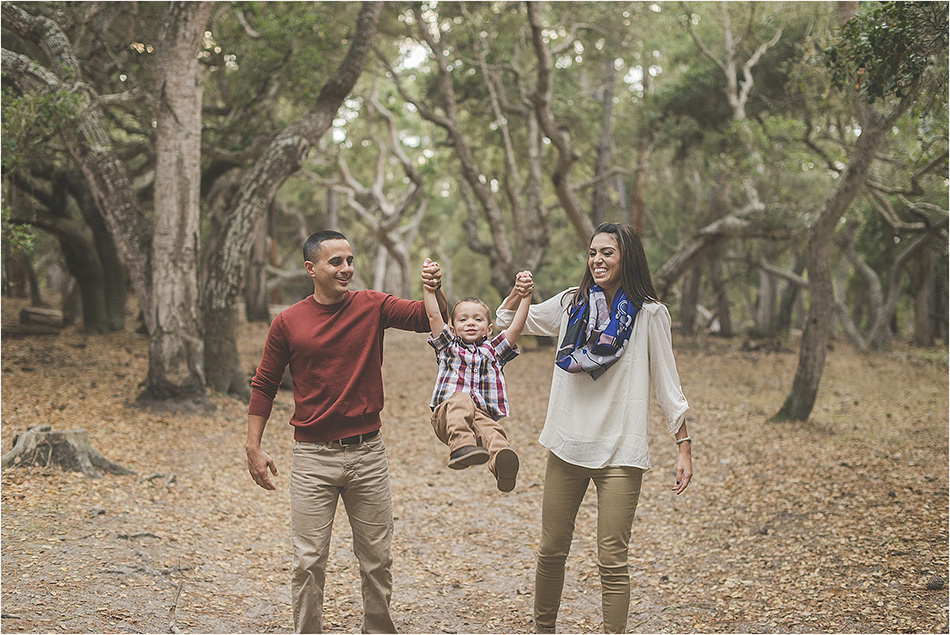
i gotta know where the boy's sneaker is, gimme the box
[448,445,489,470]
[494,447,519,492]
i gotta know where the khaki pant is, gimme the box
[430,391,510,474]
[534,451,643,634]
[290,436,396,634]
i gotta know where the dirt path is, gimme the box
[1,300,947,633]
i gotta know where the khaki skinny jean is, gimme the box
[290,436,397,634]
[534,451,643,634]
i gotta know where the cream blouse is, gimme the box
[496,288,689,470]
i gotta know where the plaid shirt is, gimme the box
[428,327,519,421]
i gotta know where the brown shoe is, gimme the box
[448,445,489,470]
[494,447,519,492]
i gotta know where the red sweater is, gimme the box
[249,290,430,443]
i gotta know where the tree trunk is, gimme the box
[60,238,112,333]
[754,263,778,338]
[776,252,805,334]
[244,204,273,322]
[911,243,935,347]
[679,264,702,337]
[936,261,949,345]
[139,1,212,408]
[708,250,733,336]
[201,1,381,395]
[204,305,248,398]
[591,48,617,227]
[9,164,126,332]
[630,70,652,235]
[774,91,913,421]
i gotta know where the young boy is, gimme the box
[422,259,533,492]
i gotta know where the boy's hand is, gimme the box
[515,271,533,297]
[422,258,442,291]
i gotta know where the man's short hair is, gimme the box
[303,230,348,263]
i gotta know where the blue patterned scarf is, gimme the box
[555,286,638,380]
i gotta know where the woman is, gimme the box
[497,222,692,634]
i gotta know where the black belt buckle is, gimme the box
[338,430,379,445]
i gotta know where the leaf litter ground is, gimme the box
[1,297,947,633]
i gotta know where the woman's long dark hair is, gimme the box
[569,222,660,310]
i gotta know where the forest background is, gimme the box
[2,1,948,420]
[1,1,949,633]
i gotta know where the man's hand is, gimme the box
[421,258,442,291]
[247,446,279,491]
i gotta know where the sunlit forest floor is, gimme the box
[1,296,947,634]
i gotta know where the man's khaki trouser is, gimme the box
[534,451,644,634]
[290,435,396,634]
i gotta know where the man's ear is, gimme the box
[304,261,316,277]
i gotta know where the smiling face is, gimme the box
[588,232,622,297]
[305,238,354,304]
[451,300,493,344]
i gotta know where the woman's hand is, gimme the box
[500,270,533,310]
[672,443,692,495]
[515,271,534,297]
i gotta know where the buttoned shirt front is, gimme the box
[428,327,519,421]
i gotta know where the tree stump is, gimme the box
[1,426,134,478]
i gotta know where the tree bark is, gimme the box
[754,257,779,337]
[244,204,274,322]
[708,249,733,336]
[679,265,702,337]
[201,1,381,395]
[592,48,617,227]
[776,251,805,334]
[139,1,212,409]
[910,243,935,347]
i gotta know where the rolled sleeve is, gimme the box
[492,332,519,365]
[427,326,454,353]
[647,305,690,435]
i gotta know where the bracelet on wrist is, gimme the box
[675,436,692,446]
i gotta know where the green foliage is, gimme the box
[825,2,949,104]
[0,86,81,172]
[649,60,732,155]
[1,203,34,256]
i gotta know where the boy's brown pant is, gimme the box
[430,391,510,474]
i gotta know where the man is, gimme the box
[246,230,445,633]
